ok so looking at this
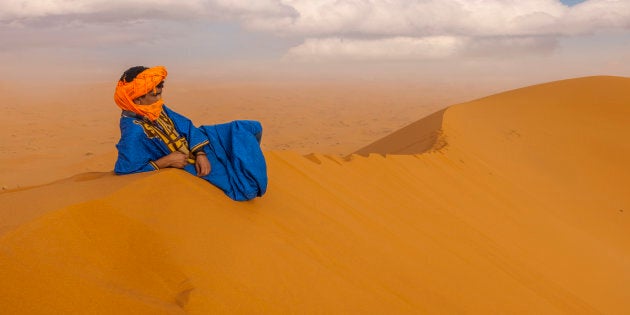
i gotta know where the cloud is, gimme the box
[463,35,559,58]
[560,0,630,34]
[0,0,213,25]
[1,0,629,60]
[240,0,567,37]
[0,0,294,23]
[237,0,630,37]
[286,36,465,61]
[4,0,629,34]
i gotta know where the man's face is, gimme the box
[133,81,164,105]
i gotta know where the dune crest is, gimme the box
[353,108,446,155]
[1,76,629,314]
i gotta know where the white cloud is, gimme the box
[286,36,464,60]
[244,0,629,36]
[243,0,569,37]
[3,0,629,35]
[1,0,629,60]
[560,0,630,34]
[0,0,291,22]
[464,36,559,58]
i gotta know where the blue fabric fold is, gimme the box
[191,121,266,201]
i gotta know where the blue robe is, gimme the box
[115,105,267,201]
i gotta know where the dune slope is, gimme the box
[1,76,629,314]
[352,108,446,155]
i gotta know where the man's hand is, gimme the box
[155,151,188,169]
[195,154,211,177]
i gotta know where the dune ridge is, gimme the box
[1,76,629,314]
[352,108,446,156]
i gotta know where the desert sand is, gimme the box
[1,76,629,314]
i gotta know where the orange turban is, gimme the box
[114,66,167,121]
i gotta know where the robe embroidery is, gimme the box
[133,111,195,163]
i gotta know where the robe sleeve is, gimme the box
[114,120,163,175]
[164,106,209,154]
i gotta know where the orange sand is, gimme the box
[1,76,629,313]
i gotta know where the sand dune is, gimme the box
[1,76,629,314]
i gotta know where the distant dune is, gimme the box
[1,76,629,314]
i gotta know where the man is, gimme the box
[113,66,267,201]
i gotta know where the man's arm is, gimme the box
[154,151,189,169]
[194,151,211,176]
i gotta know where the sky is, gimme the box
[1,0,628,86]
